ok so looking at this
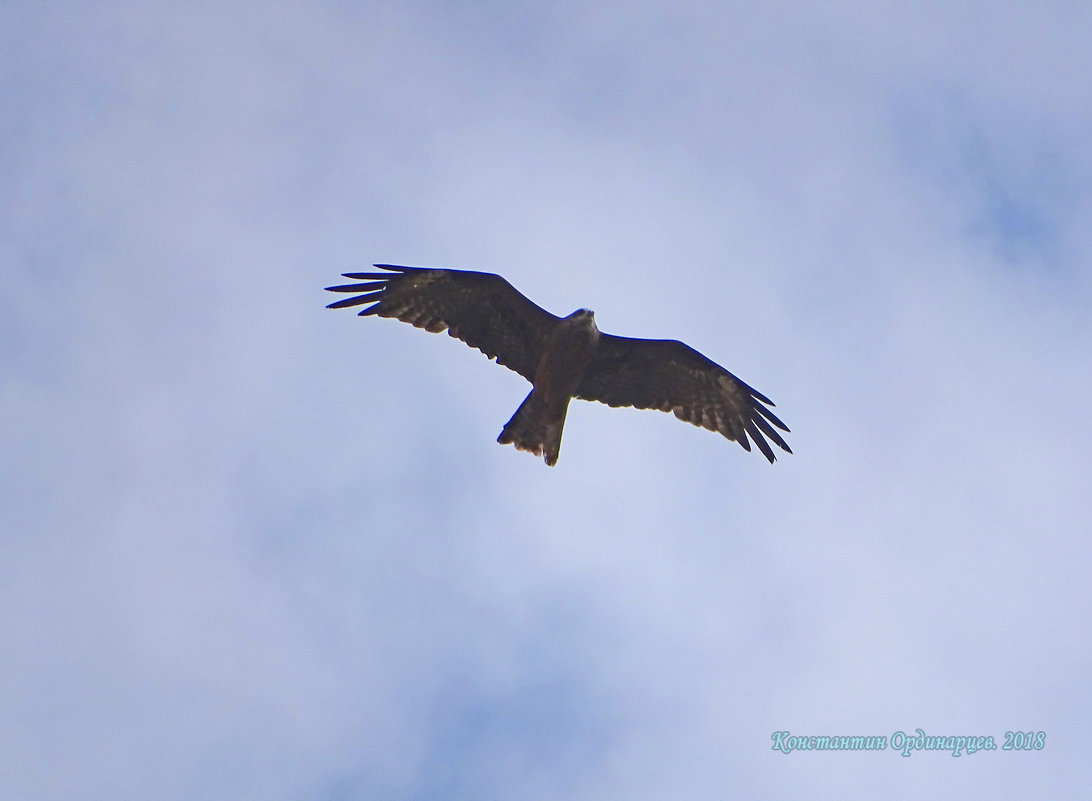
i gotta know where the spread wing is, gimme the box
[325,264,560,381]
[575,335,792,462]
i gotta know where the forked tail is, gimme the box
[497,390,568,466]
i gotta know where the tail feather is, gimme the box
[498,390,567,466]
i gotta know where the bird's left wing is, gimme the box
[325,265,559,382]
[574,334,792,462]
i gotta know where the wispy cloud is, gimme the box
[2,1,1090,799]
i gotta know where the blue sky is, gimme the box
[3,1,1091,798]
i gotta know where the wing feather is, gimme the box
[325,264,559,381]
[575,334,791,462]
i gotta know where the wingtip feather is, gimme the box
[326,290,383,309]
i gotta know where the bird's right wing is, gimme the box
[325,265,559,382]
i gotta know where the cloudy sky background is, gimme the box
[3,1,1091,798]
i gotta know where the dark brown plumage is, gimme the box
[326,264,791,465]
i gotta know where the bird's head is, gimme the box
[566,308,598,332]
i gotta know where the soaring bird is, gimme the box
[326,265,791,466]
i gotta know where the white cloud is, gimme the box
[2,1,1090,799]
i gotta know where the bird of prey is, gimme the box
[326,265,791,466]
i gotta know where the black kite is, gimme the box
[326,265,791,466]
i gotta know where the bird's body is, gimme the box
[498,309,600,465]
[326,264,791,465]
